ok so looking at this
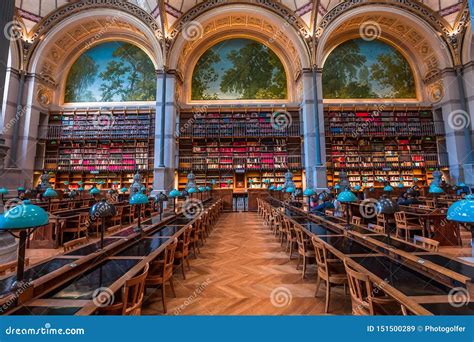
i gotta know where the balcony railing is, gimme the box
[327,153,449,169]
[325,122,445,137]
[176,122,301,138]
[178,155,303,171]
[40,125,154,140]
[38,157,154,172]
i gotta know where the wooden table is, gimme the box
[269,198,474,315]
[5,199,219,315]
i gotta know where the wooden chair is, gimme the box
[98,263,149,315]
[425,199,435,208]
[413,235,440,251]
[367,223,385,234]
[61,212,89,243]
[325,209,334,216]
[0,258,30,276]
[344,259,401,315]
[394,212,424,241]
[146,239,178,313]
[49,201,60,212]
[351,216,362,225]
[294,227,315,279]
[312,237,347,313]
[283,217,297,259]
[175,226,193,279]
[112,206,123,227]
[63,236,89,252]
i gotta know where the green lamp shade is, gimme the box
[98,181,105,185]
[43,188,58,198]
[169,189,181,198]
[276,186,282,191]
[130,192,149,205]
[205,186,211,191]
[286,187,295,193]
[413,178,418,182]
[354,185,362,191]
[78,181,84,186]
[0,188,9,195]
[64,181,69,186]
[429,185,444,194]
[78,187,84,192]
[303,188,315,196]
[188,187,198,194]
[210,180,216,185]
[269,185,275,190]
[113,181,119,185]
[334,184,340,190]
[447,195,474,223]
[398,183,404,188]
[337,189,357,203]
[198,187,205,192]
[458,183,466,187]
[120,187,128,193]
[383,185,394,192]
[0,200,49,230]
[90,187,101,195]
[17,187,25,191]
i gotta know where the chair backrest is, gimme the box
[413,235,440,251]
[394,212,407,228]
[181,226,193,252]
[122,263,149,315]
[351,216,362,225]
[367,223,385,234]
[425,199,435,208]
[343,259,374,315]
[63,236,89,252]
[50,202,60,212]
[0,258,30,276]
[311,237,329,277]
[162,238,178,279]
[78,212,90,229]
[294,226,306,250]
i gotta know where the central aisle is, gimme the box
[142,212,351,315]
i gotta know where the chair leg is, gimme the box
[314,275,321,297]
[296,254,301,270]
[302,255,307,279]
[325,281,331,313]
[289,243,293,260]
[181,260,186,280]
[186,257,191,271]
[169,277,176,298]
[161,284,167,314]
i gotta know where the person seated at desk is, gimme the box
[397,192,410,205]
[312,194,335,214]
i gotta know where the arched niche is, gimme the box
[316,5,454,103]
[63,41,157,104]
[27,8,163,106]
[167,4,311,104]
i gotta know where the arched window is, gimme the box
[64,42,156,103]
[191,38,288,100]
[322,38,416,99]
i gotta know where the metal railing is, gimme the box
[176,122,301,138]
[38,157,154,172]
[40,125,154,140]
[327,153,449,169]
[325,121,445,137]
[177,155,303,171]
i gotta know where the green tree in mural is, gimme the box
[220,42,287,99]
[64,54,98,102]
[370,52,416,98]
[192,49,221,100]
[322,40,375,98]
[99,44,156,102]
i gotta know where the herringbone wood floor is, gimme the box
[142,212,352,315]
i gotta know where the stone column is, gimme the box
[0,0,20,263]
[153,70,178,193]
[436,68,474,185]
[300,68,327,191]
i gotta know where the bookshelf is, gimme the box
[178,108,303,190]
[38,109,155,189]
[324,107,447,188]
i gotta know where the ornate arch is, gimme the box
[21,0,164,72]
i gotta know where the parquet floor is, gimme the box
[142,212,352,315]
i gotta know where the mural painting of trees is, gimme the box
[191,39,287,100]
[64,42,156,103]
[322,38,416,99]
